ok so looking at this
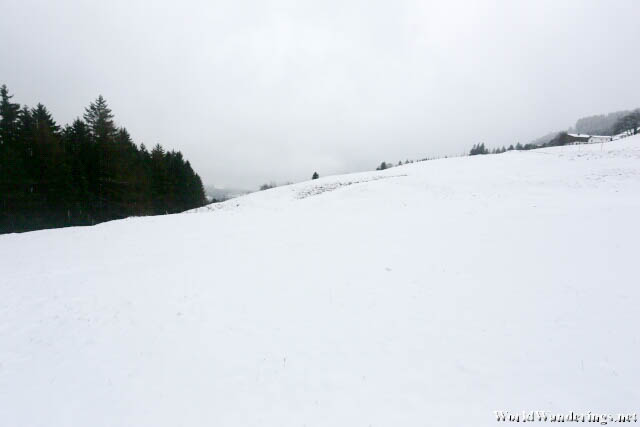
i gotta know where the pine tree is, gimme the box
[469,143,488,155]
[0,95,27,231]
[150,144,168,213]
[312,171,319,179]
[32,104,60,135]
[33,103,72,225]
[0,84,21,147]
[83,96,118,216]
[1,87,207,233]
[83,95,115,142]
[62,119,92,223]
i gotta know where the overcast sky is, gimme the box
[2,0,639,189]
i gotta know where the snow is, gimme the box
[2,136,640,426]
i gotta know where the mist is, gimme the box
[2,0,639,188]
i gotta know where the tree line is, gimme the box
[371,108,640,174]
[0,85,206,234]
[468,132,575,156]
[611,109,640,135]
[469,109,640,157]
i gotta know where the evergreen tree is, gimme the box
[62,119,92,222]
[612,110,640,135]
[1,86,207,233]
[33,104,60,135]
[260,182,276,191]
[83,96,119,218]
[469,143,488,155]
[84,95,115,142]
[546,132,570,147]
[312,171,319,179]
[0,84,21,147]
[150,144,168,213]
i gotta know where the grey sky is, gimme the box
[2,0,639,188]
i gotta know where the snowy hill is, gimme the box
[2,136,640,426]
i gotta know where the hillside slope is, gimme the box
[2,136,640,426]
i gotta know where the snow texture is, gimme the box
[2,136,640,426]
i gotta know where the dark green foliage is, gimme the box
[546,132,570,147]
[470,132,574,157]
[490,146,507,154]
[0,86,206,233]
[84,95,115,142]
[312,171,319,180]
[376,161,389,170]
[469,143,488,155]
[0,84,20,147]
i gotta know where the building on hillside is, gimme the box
[588,135,613,143]
[567,134,612,144]
[566,134,591,144]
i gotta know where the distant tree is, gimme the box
[376,161,389,170]
[312,171,319,180]
[612,110,640,135]
[546,132,570,147]
[574,110,630,135]
[260,182,276,191]
[469,143,488,155]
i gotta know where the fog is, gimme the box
[1,0,639,188]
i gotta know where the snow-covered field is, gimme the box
[2,136,640,426]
